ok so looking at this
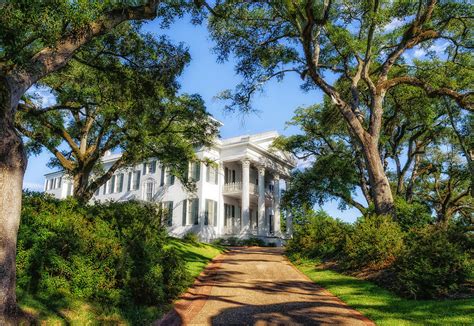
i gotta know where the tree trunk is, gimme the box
[362,137,395,215]
[73,171,94,202]
[0,78,27,324]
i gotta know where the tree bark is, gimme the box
[362,136,395,215]
[0,78,27,324]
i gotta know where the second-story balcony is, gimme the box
[223,182,258,195]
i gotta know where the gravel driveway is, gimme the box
[157,246,374,325]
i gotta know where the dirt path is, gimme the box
[157,247,374,325]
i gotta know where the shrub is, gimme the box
[343,215,404,270]
[17,192,190,310]
[392,225,472,299]
[394,197,433,231]
[183,231,200,244]
[241,237,265,246]
[287,210,351,259]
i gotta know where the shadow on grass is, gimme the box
[296,262,474,325]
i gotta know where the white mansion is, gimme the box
[44,131,296,244]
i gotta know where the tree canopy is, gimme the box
[208,0,473,215]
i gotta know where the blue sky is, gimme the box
[23,17,362,222]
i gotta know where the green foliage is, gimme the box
[343,215,404,270]
[17,192,189,312]
[287,210,351,260]
[241,237,266,247]
[183,231,200,244]
[17,22,220,200]
[392,225,473,299]
[393,197,433,231]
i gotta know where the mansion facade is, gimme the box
[44,131,295,244]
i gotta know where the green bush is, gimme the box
[183,231,200,244]
[394,197,433,231]
[241,237,265,246]
[343,215,404,270]
[287,210,351,259]
[17,192,190,310]
[392,225,472,299]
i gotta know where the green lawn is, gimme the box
[18,237,224,325]
[167,237,224,278]
[294,259,474,325]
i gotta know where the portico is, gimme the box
[221,156,291,239]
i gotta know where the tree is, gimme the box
[16,24,219,201]
[208,0,473,216]
[278,88,472,226]
[0,0,192,320]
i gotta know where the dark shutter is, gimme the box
[182,199,187,226]
[214,201,218,226]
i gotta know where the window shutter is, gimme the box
[193,163,201,181]
[225,167,229,183]
[193,199,199,225]
[118,174,124,192]
[204,199,209,225]
[214,201,218,226]
[160,165,165,186]
[168,201,173,226]
[182,199,187,226]
[143,163,147,175]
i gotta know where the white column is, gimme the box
[218,163,225,235]
[258,166,266,236]
[273,173,281,235]
[241,159,250,233]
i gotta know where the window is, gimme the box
[145,181,154,201]
[109,175,116,193]
[117,173,124,192]
[133,170,140,190]
[163,201,173,226]
[205,199,218,226]
[103,182,107,195]
[224,203,235,227]
[190,162,201,181]
[206,165,218,184]
[224,168,236,183]
[166,169,175,185]
[149,161,156,174]
[143,163,147,175]
[57,177,62,188]
[188,198,199,225]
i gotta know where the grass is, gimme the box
[167,237,224,278]
[294,258,474,326]
[18,237,224,325]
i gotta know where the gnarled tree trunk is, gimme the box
[362,136,395,215]
[0,78,27,324]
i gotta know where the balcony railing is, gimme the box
[224,182,258,195]
[224,182,242,193]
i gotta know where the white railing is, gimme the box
[224,182,259,195]
[224,182,242,193]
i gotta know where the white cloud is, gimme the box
[383,18,405,33]
[413,48,427,58]
[23,182,44,191]
[296,157,315,170]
